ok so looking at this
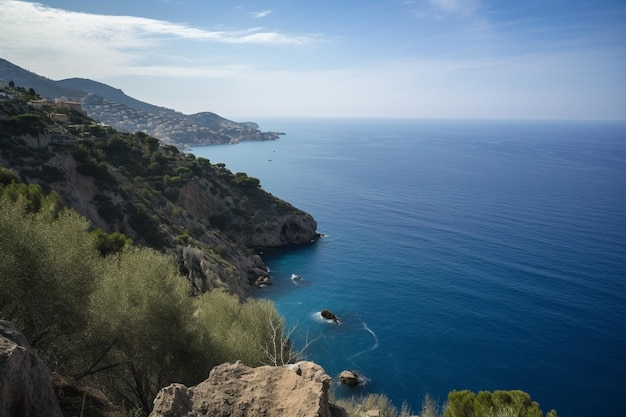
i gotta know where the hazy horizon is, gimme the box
[1,0,624,121]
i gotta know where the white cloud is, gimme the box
[251,10,272,19]
[0,1,312,44]
[0,0,318,79]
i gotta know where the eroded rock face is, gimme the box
[0,321,63,417]
[150,361,333,417]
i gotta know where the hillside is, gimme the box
[0,58,282,147]
[0,85,318,298]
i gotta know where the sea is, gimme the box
[190,118,626,417]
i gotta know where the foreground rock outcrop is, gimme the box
[150,361,333,417]
[0,321,63,417]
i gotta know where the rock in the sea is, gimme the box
[255,275,272,286]
[150,361,333,417]
[0,320,63,417]
[339,370,360,387]
[321,309,340,324]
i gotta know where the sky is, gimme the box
[0,0,625,120]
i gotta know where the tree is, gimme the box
[445,390,476,417]
[90,228,132,256]
[0,201,99,367]
[87,247,201,411]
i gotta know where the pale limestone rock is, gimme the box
[150,361,333,417]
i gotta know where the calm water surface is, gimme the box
[191,119,626,417]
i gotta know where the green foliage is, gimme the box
[0,166,20,185]
[0,189,299,413]
[128,202,167,247]
[445,390,476,417]
[0,201,99,365]
[2,113,48,135]
[0,181,64,217]
[444,389,555,417]
[90,228,132,256]
[87,247,202,410]
[191,289,289,367]
[94,193,123,222]
[234,171,261,188]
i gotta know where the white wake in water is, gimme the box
[348,322,379,361]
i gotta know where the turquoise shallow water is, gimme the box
[191,119,626,417]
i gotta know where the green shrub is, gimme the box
[90,228,132,256]
[444,389,556,417]
[191,289,290,366]
[234,171,261,188]
[2,113,48,135]
[0,166,20,185]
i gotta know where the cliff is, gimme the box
[0,95,318,298]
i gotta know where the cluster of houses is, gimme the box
[1,78,84,123]
[27,98,84,125]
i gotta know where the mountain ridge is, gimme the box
[56,77,172,114]
[0,58,281,147]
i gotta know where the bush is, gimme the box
[191,289,291,367]
[2,113,48,135]
[444,390,557,417]
[0,166,20,185]
[234,171,261,188]
[0,181,64,217]
[90,228,132,256]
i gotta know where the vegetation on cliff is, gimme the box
[0,84,317,299]
[0,182,295,412]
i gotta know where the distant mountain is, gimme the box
[57,77,171,114]
[0,58,85,100]
[0,58,281,147]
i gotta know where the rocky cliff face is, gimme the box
[0,116,318,298]
[149,361,336,417]
[0,321,63,417]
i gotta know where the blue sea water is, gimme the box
[191,119,626,417]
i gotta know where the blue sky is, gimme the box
[0,0,624,120]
